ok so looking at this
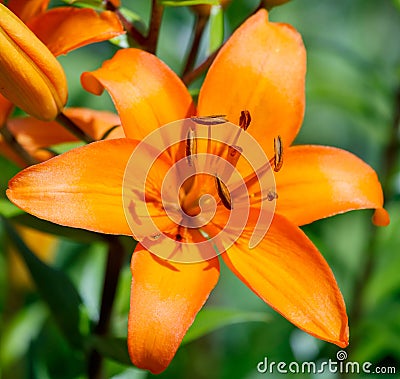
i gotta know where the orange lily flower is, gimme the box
[0,0,123,121]
[6,10,389,374]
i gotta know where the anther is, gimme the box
[176,233,183,241]
[273,135,283,172]
[186,127,197,166]
[239,110,251,130]
[215,175,232,210]
[266,189,278,201]
[191,115,227,125]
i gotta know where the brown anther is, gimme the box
[239,110,251,130]
[273,135,283,172]
[215,175,232,210]
[176,234,183,241]
[191,115,228,125]
[186,127,197,166]
[266,189,278,201]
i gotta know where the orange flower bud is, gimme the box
[0,3,67,121]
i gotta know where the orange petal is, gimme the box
[7,108,122,158]
[28,8,124,56]
[198,9,306,158]
[6,139,137,235]
[6,0,49,23]
[128,246,219,374]
[273,145,389,226]
[0,93,13,126]
[222,214,349,347]
[81,48,195,139]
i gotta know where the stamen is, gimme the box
[249,188,278,205]
[266,188,278,201]
[239,110,251,130]
[176,233,183,241]
[273,135,283,172]
[191,115,227,125]
[215,175,232,210]
[186,127,197,166]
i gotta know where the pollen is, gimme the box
[215,175,232,210]
[239,110,251,130]
[273,135,283,172]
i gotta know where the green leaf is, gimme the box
[208,5,224,54]
[110,367,147,379]
[1,217,85,348]
[182,307,271,345]
[159,0,219,6]
[61,0,103,8]
[393,0,400,12]
[0,198,23,218]
[0,155,19,195]
[0,303,47,368]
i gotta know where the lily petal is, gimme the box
[273,145,389,226]
[222,214,349,347]
[128,246,219,374]
[6,0,49,23]
[6,139,137,235]
[198,9,306,158]
[28,8,124,57]
[81,48,195,139]
[8,108,122,153]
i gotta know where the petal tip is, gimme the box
[372,208,390,227]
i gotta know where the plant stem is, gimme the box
[105,1,146,46]
[56,113,95,144]
[106,0,163,53]
[88,236,126,379]
[182,48,220,86]
[0,124,38,166]
[182,14,209,78]
[146,0,164,54]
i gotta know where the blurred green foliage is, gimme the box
[1,0,400,378]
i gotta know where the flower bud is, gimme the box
[0,3,67,121]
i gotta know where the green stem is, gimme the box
[56,113,95,144]
[0,124,38,166]
[88,236,126,379]
[182,14,209,78]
